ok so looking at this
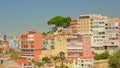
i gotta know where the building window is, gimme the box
[81,64,84,66]
[105,27,108,29]
[81,60,84,62]
[79,60,81,62]
[102,36,105,38]
[116,27,118,29]
[79,53,83,56]
[111,42,114,44]
[89,60,92,62]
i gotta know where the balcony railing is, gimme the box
[67,50,83,53]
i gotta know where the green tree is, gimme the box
[53,56,60,67]
[59,56,66,61]
[94,51,109,60]
[65,66,69,68]
[54,56,67,68]
[100,51,109,59]
[36,61,43,68]
[42,32,47,35]
[59,63,65,68]
[41,57,51,68]
[31,60,36,68]
[53,56,60,61]
[10,50,21,60]
[94,54,101,60]
[42,57,51,63]
[108,50,120,68]
[47,16,71,28]
[31,60,35,63]
[55,66,60,68]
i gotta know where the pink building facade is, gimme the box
[67,34,93,58]
[67,34,94,68]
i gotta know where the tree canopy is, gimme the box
[47,16,71,28]
[53,56,60,61]
[36,61,43,67]
[42,57,51,63]
[108,50,120,68]
[94,51,109,60]
[10,50,21,60]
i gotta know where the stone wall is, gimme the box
[94,59,108,68]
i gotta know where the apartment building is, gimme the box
[21,30,42,61]
[104,18,120,49]
[42,35,54,50]
[41,35,55,58]
[78,14,92,34]
[70,19,79,33]
[75,56,94,68]
[75,14,107,49]
[67,34,93,68]
[67,34,92,58]
[91,14,107,49]
[54,34,68,57]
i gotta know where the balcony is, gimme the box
[67,42,83,45]
[22,52,34,54]
[67,46,83,49]
[67,50,83,53]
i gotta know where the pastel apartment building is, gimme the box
[41,34,68,58]
[67,34,94,68]
[21,30,42,61]
[90,14,107,49]
[67,34,93,58]
[78,14,92,34]
[75,56,94,68]
[79,14,107,49]
[104,18,120,49]
[70,14,108,49]
[41,35,55,58]
[70,19,79,33]
[42,35,54,50]
[54,34,68,57]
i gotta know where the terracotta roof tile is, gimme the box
[14,59,30,65]
[80,56,93,59]
[43,35,53,39]
[8,66,16,68]
[0,66,6,68]
[47,63,54,67]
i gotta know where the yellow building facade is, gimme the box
[54,35,68,57]
[79,15,92,34]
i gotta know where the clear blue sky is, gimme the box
[0,0,120,36]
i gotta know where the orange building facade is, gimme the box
[21,30,42,61]
[70,19,79,33]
